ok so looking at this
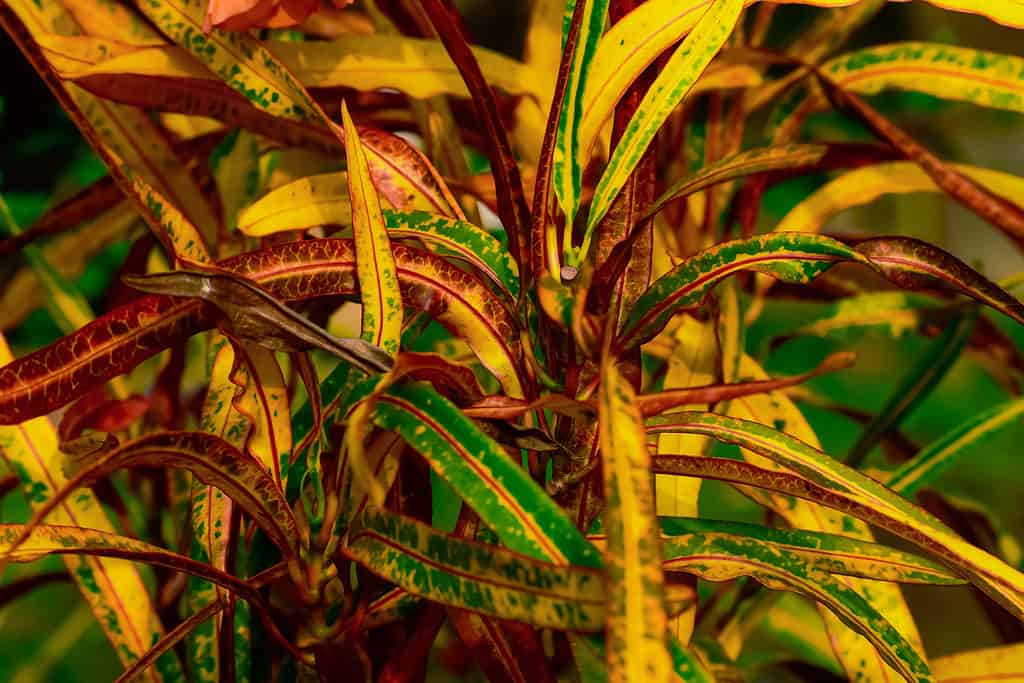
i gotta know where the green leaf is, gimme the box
[343,507,605,630]
[351,380,602,568]
[598,361,672,680]
[648,413,1024,620]
[576,0,743,267]
[846,310,977,468]
[657,518,963,585]
[552,0,609,234]
[888,397,1024,496]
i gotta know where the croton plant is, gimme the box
[2,0,1024,680]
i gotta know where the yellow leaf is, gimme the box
[599,361,671,682]
[341,102,403,356]
[0,335,172,682]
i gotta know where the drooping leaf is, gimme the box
[854,236,1024,326]
[598,360,672,681]
[777,161,1024,234]
[0,334,181,683]
[343,506,605,630]
[653,530,933,682]
[577,0,743,268]
[619,233,869,349]
[648,413,1024,619]
[0,238,524,424]
[3,431,303,562]
[725,353,928,682]
[3,0,219,246]
[239,195,521,300]
[122,268,393,374]
[0,524,261,603]
[643,143,829,220]
[657,518,963,585]
[823,42,1024,116]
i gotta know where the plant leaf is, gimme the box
[777,161,1024,234]
[342,101,404,356]
[578,0,743,267]
[657,518,963,585]
[4,431,303,562]
[122,268,393,375]
[648,413,1024,619]
[0,334,181,683]
[343,506,605,630]
[240,193,521,301]
[823,42,1024,115]
[855,236,1024,325]
[619,233,869,350]
[350,380,602,568]
[598,361,672,681]
[643,143,829,220]
[132,0,322,125]
[0,238,524,424]
[888,397,1024,496]
[653,530,932,682]
[552,0,610,232]
[0,524,262,603]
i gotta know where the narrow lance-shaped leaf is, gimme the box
[846,311,977,468]
[648,413,1024,620]
[347,379,603,568]
[888,397,1024,496]
[581,0,1023,167]
[342,101,404,356]
[238,181,519,297]
[777,162,1024,235]
[599,360,672,681]
[0,525,263,604]
[132,0,324,125]
[575,0,743,269]
[1,432,303,566]
[343,507,606,630]
[0,334,180,683]
[654,531,932,682]
[725,353,927,681]
[656,518,963,585]
[823,42,1024,116]
[122,269,393,375]
[619,233,870,350]
[854,237,1024,327]
[189,335,250,683]
[0,238,524,425]
[552,0,609,233]
[642,143,829,220]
